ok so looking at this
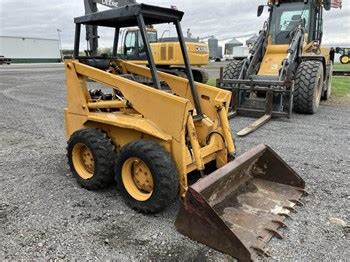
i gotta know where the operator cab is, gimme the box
[270,1,310,44]
[259,0,324,45]
[123,27,158,60]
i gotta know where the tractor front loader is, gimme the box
[64,3,306,261]
[218,0,341,136]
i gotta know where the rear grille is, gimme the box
[161,46,167,60]
[168,46,174,60]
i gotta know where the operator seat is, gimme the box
[286,15,302,31]
[275,15,302,44]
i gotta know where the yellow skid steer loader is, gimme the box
[64,3,306,261]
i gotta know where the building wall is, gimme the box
[0,36,61,63]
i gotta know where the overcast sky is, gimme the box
[1,0,349,49]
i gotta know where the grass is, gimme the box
[332,76,350,99]
[334,63,350,71]
[207,78,217,87]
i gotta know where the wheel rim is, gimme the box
[72,143,95,179]
[122,157,154,202]
[341,56,349,64]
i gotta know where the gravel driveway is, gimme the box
[1,64,349,261]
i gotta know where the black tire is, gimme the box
[192,69,209,84]
[293,60,324,114]
[115,140,179,214]
[322,63,333,100]
[223,59,244,80]
[67,128,116,190]
[220,59,244,91]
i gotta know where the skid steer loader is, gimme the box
[64,3,306,261]
[218,0,341,136]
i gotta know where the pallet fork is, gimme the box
[217,68,294,136]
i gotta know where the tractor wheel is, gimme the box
[192,69,209,84]
[115,140,179,214]
[293,60,324,114]
[340,55,349,64]
[223,59,244,80]
[220,59,244,90]
[322,63,333,100]
[67,128,116,190]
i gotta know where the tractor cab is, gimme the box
[263,0,325,45]
[123,26,158,60]
[268,1,311,45]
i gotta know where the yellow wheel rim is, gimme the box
[122,157,154,202]
[341,56,349,64]
[72,143,95,180]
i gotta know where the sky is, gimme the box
[0,0,349,49]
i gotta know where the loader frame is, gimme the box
[66,3,235,195]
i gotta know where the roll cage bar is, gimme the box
[73,3,203,118]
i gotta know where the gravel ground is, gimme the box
[0,63,349,261]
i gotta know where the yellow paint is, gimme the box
[64,58,235,196]
[123,27,208,66]
[258,44,289,76]
[129,41,208,66]
[186,114,205,171]
[218,106,236,155]
[152,41,208,66]
[122,157,154,201]
[341,56,349,64]
[87,100,127,109]
[72,143,95,180]
[259,35,331,77]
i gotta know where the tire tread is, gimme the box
[67,128,116,190]
[115,140,179,214]
[293,60,323,114]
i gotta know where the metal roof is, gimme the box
[74,3,184,28]
[225,38,243,47]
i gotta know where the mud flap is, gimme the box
[175,144,306,261]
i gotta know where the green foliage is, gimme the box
[207,78,217,87]
[334,63,350,71]
[332,77,350,98]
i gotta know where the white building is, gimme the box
[0,36,61,63]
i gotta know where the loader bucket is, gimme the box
[175,144,306,261]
